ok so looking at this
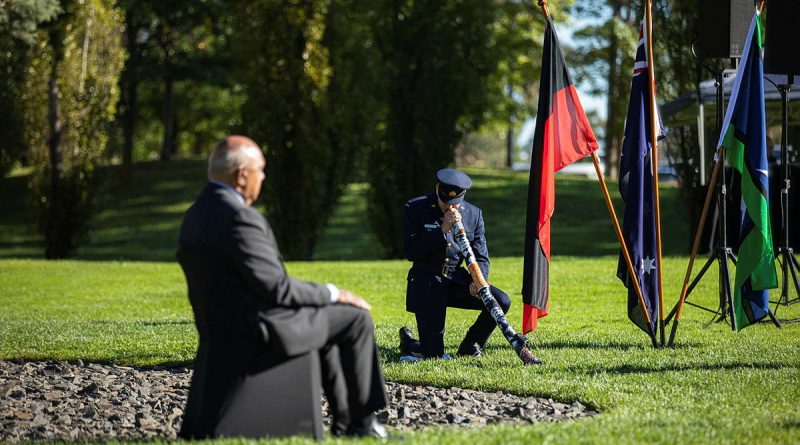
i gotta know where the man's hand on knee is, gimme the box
[337,289,372,311]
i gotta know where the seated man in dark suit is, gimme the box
[399,168,511,360]
[177,135,388,439]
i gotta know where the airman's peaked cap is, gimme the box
[435,168,472,205]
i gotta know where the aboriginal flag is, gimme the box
[719,11,777,331]
[521,16,599,334]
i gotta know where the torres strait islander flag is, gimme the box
[719,10,777,331]
[521,15,599,334]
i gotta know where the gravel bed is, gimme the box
[0,360,596,442]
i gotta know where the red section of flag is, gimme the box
[523,303,548,334]
[551,85,600,172]
[534,84,599,261]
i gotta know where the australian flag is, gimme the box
[616,22,665,337]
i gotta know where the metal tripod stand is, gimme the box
[769,75,800,318]
[666,68,739,329]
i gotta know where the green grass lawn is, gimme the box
[1,257,798,444]
[1,163,798,443]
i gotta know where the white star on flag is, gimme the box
[641,256,656,275]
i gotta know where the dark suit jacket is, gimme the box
[178,182,332,356]
[402,193,490,316]
[177,183,332,438]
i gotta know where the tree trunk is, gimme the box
[506,79,515,170]
[506,120,514,170]
[46,26,66,259]
[121,11,138,179]
[160,74,175,161]
[122,80,137,171]
[603,4,622,180]
[191,134,206,156]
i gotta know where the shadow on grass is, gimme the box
[109,358,195,369]
[378,342,544,362]
[137,360,195,369]
[780,420,800,430]
[2,355,195,369]
[605,361,787,375]
[534,340,647,351]
[77,160,208,262]
[533,339,702,351]
[90,319,193,327]
[140,320,193,327]
[0,160,209,262]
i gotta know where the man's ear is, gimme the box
[235,166,248,188]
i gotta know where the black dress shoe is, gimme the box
[398,326,417,356]
[345,419,389,439]
[456,341,482,358]
[330,418,348,437]
[330,424,345,437]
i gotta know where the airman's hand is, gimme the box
[441,207,462,234]
[337,289,372,311]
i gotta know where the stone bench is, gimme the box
[179,343,323,441]
[213,350,323,440]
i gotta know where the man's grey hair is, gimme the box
[207,136,261,177]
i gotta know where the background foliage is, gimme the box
[4,0,792,259]
[23,0,125,258]
[233,0,382,259]
[365,0,504,257]
[0,0,60,185]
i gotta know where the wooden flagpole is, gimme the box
[645,0,666,346]
[591,153,658,348]
[536,0,658,348]
[537,0,550,16]
[667,149,723,346]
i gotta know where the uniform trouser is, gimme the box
[318,305,388,433]
[413,281,511,358]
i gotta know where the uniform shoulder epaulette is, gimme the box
[405,195,427,207]
[460,200,477,211]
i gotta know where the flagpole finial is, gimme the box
[537,0,550,18]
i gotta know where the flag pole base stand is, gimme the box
[665,247,737,329]
[667,319,679,348]
[765,310,782,328]
[666,245,782,331]
[768,79,799,323]
[770,247,800,324]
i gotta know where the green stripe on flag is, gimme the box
[723,125,778,330]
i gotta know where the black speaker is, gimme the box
[697,0,755,58]
[764,0,800,75]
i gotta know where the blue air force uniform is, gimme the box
[400,169,511,358]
